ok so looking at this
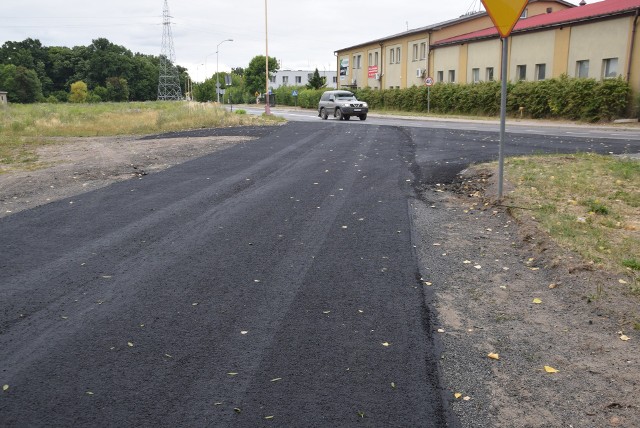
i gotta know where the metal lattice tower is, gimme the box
[157,0,183,100]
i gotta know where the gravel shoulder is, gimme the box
[1,131,637,426]
[412,171,639,428]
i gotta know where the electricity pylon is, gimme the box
[157,0,183,101]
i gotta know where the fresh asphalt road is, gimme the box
[0,119,637,427]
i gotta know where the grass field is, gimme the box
[503,152,640,288]
[0,102,281,166]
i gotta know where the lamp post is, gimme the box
[216,38,233,103]
[264,0,270,115]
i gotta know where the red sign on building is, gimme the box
[368,65,378,78]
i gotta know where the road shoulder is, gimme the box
[411,174,639,427]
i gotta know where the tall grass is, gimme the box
[0,102,282,166]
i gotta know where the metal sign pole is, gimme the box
[498,36,508,201]
[427,86,431,114]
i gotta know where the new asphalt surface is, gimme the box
[0,120,636,427]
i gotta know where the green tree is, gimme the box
[105,77,129,101]
[244,55,279,96]
[306,68,326,90]
[69,80,88,103]
[0,64,43,103]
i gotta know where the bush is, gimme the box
[234,109,247,115]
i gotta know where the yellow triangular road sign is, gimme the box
[481,0,529,38]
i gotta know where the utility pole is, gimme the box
[264,0,270,115]
[216,39,233,103]
[157,0,182,100]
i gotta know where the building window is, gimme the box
[374,52,379,66]
[390,48,395,64]
[420,42,427,60]
[269,75,276,83]
[576,60,589,78]
[521,8,528,18]
[516,65,527,80]
[603,58,618,78]
[413,44,418,61]
[295,76,302,84]
[396,47,401,63]
[472,68,480,83]
[353,55,357,69]
[368,53,372,66]
[486,67,494,81]
[282,76,289,84]
[448,70,455,83]
[357,55,362,69]
[332,76,337,83]
[437,71,444,82]
[535,64,546,81]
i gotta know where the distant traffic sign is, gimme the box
[481,0,528,38]
[292,90,298,97]
[425,77,434,86]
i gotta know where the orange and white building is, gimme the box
[336,0,640,96]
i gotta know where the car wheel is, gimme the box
[359,114,367,121]
[320,108,328,120]
[335,108,343,120]
[344,115,351,120]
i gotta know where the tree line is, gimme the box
[0,38,327,104]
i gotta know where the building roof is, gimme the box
[433,0,640,46]
[335,0,576,53]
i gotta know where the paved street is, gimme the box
[0,119,636,426]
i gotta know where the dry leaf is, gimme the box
[549,283,557,289]
[127,342,134,347]
[270,378,282,382]
[544,366,559,373]
[240,331,248,335]
[532,298,542,304]
[463,260,471,264]
[381,342,390,347]
[233,408,241,413]
[424,282,433,286]
[227,372,238,376]
[323,311,331,314]
[620,335,630,341]
[488,352,500,360]
[86,391,94,395]
[474,265,482,269]
[214,402,223,406]
[437,329,445,333]
[265,416,274,420]
[3,384,8,391]
[391,382,396,389]
[454,393,462,399]
[618,279,628,284]
[463,396,471,401]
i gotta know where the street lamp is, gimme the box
[264,0,270,115]
[216,38,233,103]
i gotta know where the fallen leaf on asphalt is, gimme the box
[488,353,500,360]
[437,329,445,333]
[424,282,433,286]
[265,416,274,420]
[270,378,282,382]
[86,391,94,395]
[454,393,462,399]
[357,411,366,418]
[3,385,8,391]
[214,402,223,406]
[234,408,241,413]
[240,331,248,335]
[544,366,559,373]
[391,382,396,389]
[549,283,558,289]
[533,298,542,304]
[620,335,630,341]
[192,303,198,306]
[227,372,238,376]
[474,265,482,269]
[618,279,628,284]
[165,354,172,358]
[127,342,134,347]
[499,285,507,289]
[323,311,331,314]
[463,396,471,401]
[101,275,112,279]
[381,342,390,347]
[463,260,471,264]
[358,310,364,313]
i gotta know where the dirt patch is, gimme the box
[0,135,253,218]
[414,170,639,427]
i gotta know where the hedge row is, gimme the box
[271,76,631,122]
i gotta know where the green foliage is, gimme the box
[0,64,43,103]
[105,77,129,102]
[306,68,326,90]
[340,76,631,121]
[68,81,88,103]
[234,109,247,115]
[245,55,279,96]
[622,259,640,271]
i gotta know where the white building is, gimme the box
[269,69,338,89]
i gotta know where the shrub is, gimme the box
[234,109,247,115]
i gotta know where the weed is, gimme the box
[622,259,640,271]
[583,199,609,215]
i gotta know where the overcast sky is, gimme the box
[2,0,580,82]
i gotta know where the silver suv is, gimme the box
[318,90,368,121]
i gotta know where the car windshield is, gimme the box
[335,93,356,100]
